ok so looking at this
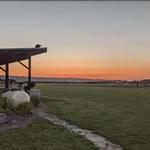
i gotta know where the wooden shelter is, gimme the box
[0,46,47,90]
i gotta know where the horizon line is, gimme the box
[0,75,150,81]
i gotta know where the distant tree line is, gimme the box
[1,76,150,85]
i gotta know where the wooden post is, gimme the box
[28,56,31,92]
[5,63,9,89]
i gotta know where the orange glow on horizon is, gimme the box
[1,63,150,80]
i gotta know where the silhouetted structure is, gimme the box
[0,46,47,91]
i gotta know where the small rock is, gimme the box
[0,113,9,124]
[11,120,17,124]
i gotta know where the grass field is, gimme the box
[0,119,97,150]
[37,83,150,150]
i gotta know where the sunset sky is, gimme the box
[0,1,150,80]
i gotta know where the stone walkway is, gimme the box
[34,107,123,150]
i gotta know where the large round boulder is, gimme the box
[2,91,30,106]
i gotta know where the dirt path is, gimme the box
[34,106,123,150]
[0,113,36,132]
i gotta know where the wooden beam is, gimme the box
[0,66,6,72]
[18,61,29,70]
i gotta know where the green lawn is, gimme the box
[0,119,97,150]
[37,83,150,150]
